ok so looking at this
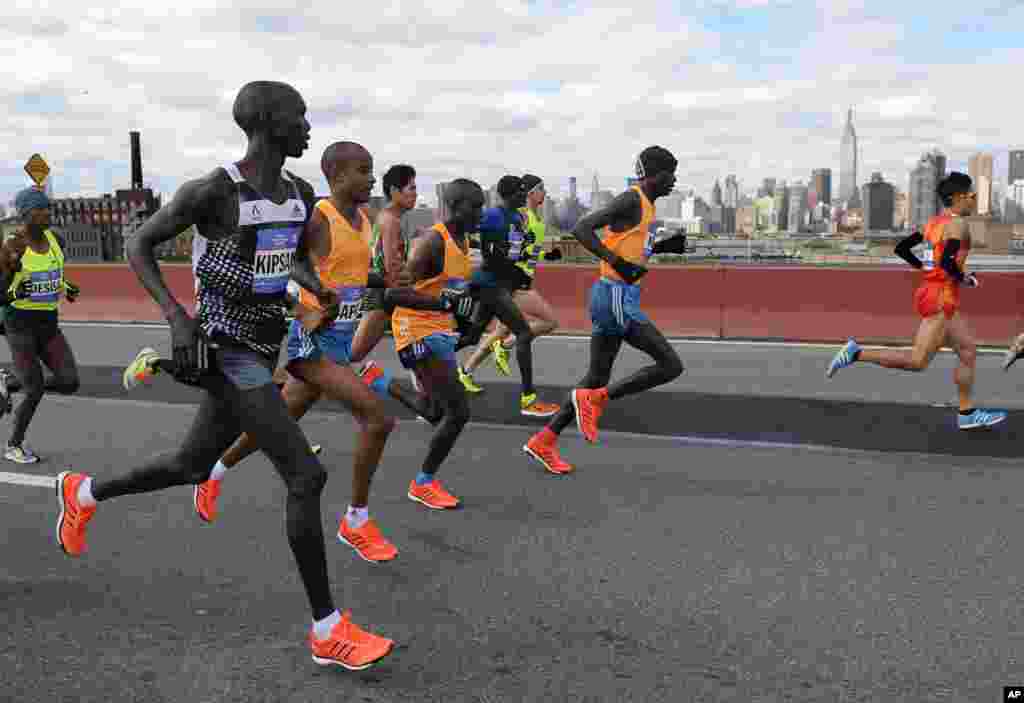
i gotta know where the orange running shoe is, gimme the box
[338,517,399,563]
[520,393,560,418]
[194,479,221,524]
[572,388,609,443]
[310,610,394,670]
[523,432,574,475]
[55,471,96,557]
[407,478,460,509]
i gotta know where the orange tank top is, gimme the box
[921,213,969,285]
[392,223,472,351]
[298,199,371,330]
[599,186,656,283]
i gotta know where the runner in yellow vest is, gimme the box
[0,187,81,463]
[458,174,562,392]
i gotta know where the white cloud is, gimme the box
[0,1,1021,205]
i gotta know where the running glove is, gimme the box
[64,280,80,303]
[610,256,647,284]
[965,272,980,288]
[543,248,563,262]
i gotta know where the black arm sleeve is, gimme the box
[893,232,924,269]
[939,238,965,283]
[367,272,386,288]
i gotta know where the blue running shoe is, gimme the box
[826,339,861,379]
[958,408,1008,430]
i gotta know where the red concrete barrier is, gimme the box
[58,263,1024,347]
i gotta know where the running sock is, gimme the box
[345,505,369,529]
[313,610,342,640]
[415,471,434,486]
[77,477,96,508]
[209,459,229,482]
[370,367,393,398]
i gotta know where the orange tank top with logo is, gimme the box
[298,199,371,330]
[920,213,969,286]
[599,186,656,283]
[392,223,472,351]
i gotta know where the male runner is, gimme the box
[523,146,687,474]
[385,179,483,508]
[827,171,1006,430]
[456,175,558,417]
[458,173,562,393]
[131,143,413,564]
[0,187,82,463]
[53,82,393,669]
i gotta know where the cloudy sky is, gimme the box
[2,0,1022,210]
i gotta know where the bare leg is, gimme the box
[857,315,947,371]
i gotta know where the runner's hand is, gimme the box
[440,288,476,318]
[64,280,80,303]
[544,248,563,262]
[169,308,209,384]
[965,272,980,288]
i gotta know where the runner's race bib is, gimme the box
[29,270,62,303]
[920,247,935,271]
[332,285,366,329]
[253,225,300,295]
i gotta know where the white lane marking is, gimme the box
[51,322,1015,355]
[0,471,55,488]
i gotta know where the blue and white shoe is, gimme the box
[826,339,862,379]
[958,408,1008,430]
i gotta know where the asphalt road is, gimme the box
[2,398,1024,702]
[3,326,1024,701]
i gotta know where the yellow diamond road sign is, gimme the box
[24,154,50,186]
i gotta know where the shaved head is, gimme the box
[444,178,483,208]
[233,81,302,137]
[321,141,371,182]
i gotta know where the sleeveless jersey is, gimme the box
[516,207,546,277]
[9,229,64,312]
[298,199,371,333]
[392,223,472,351]
[599,186,656,283]
[194,164,307,358]
[920,213,969,285]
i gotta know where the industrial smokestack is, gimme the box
[130,131,142,191]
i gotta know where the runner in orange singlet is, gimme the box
[826,171,1006,430]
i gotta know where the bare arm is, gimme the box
[383,232,448,311]
[379,212,406,288]
[571,190,640,264]
[126,176,223,320]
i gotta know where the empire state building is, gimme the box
[839,107,858,204]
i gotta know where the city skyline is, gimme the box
[2,2,1023,211]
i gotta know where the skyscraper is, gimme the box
[812,168,832,206]
[591,173,600,206]
[787,182,808,233]
[839,108,858,203]
[569,177,577,203]
[1009,150,1024,184]
[968,153,994,216]
[723,175,739,208]
[862,172,895,231]
[435,182,449,222]
[711,179,722,207]
[757,178,776,199]
[908,151,946,232]
[773,182,790,232]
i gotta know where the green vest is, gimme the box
[9,230,65,312]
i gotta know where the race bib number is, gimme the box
[253,225,300,295]
[332,285,366,328]
[507,225,525,260]
[643,225,658,258]
[921,247,935,270]
[28,270,62,303]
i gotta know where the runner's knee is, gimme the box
[957,344,977,368]
[660,349,684,381]
[283,457,328,499]
[51,375,79,395]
